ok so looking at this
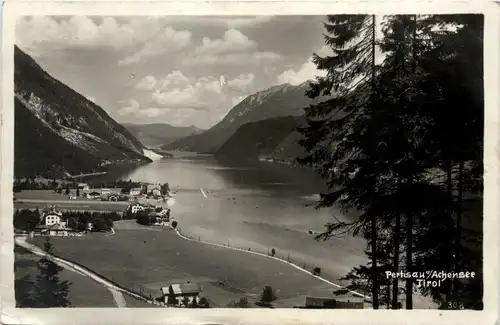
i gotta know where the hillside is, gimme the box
[14,45,151,177]
[162,82,326,153]
[215,116,304,161]
[123,123,203,148]
[268,130,308,162]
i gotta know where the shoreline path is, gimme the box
[15,220,370,308]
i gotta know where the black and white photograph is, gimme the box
[1,2,499,324]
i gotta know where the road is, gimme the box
[14,236,156,308]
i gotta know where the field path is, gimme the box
[171,226,370,300]
[109,289,126,307]
[113,220,369,300]
[14,236,156,308]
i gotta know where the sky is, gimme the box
[15,16,332,129]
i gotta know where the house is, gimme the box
[86,191,101,199]
[47,223,69,237]
[43,210,63,226]
[160,282,202,306]
[77,183,90,191]
[33,208,71,237]
[129,187,142,196]
[302,297,364,309]
[33,225,48,236]
[130,203,145,214]
[147,184,162,197]
[159,208,171,218]
[150,211,169,226]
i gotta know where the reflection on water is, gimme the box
[106,153,367,279]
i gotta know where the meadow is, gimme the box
[29,223,335,307]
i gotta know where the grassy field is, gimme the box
[15,189,77,200]
[14,202,128,213]
[14,248,116,307]
[14,190,130,213]
[29,225,335,308]
[15,189,124,201]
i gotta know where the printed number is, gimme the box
[448,301,465,310]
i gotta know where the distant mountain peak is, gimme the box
[163,81,327,153]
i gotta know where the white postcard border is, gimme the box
[1,1,499,324]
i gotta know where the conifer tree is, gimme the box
[300,14,483,310]
[33,238,71,307]
[301,14,382,308]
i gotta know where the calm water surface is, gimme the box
[109,153,367,280]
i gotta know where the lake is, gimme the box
[107,153,368,282]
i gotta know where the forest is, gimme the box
[298,14,483,309]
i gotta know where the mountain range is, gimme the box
[14,45,151,177]
[162,82,327,161]
[123,123,203,148]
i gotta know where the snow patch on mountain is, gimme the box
[59,127,101,152]
[142,148,163,161]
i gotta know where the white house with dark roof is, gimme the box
[147,184,162,196]
[160,282,202,306]
[43,209,63,226]
[130,203,145,214]
[129,187,142,196]
[32,207,71,237]
[77,183,90,191]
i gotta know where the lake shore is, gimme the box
[28,221,341,308]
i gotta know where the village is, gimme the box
[13,178,367,309]
[14,180,177,238]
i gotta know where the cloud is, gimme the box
[227,73,255,91]
[276,45,332,85]
[225,16,274,28]
[183,29,282,66]
[135,107,163,118]
[136,76,158,90]
[184,51,281,66]
[158,71,190,88]
[118,27,192,66]
[17,16,155,55]
[136,71,191,91]
[16,16,192,64]
[136,72,225,111]
[118,98,140,116]
[194,29,255,56]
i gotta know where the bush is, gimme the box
[136,211,151,226]
[92,218,111,232]
[270,248,276,256]
[13,209,40,231]
[171,221,178,228]
[258,286,277,306]
[313,267,321,276]
[198,297,210,308]
[227,297,250,308]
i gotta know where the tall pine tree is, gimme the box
[33,238,71,307]
[300,14,384,308]
[300,14,483,310]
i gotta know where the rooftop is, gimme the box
[304,296,364,309]
[161,283,202,296]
